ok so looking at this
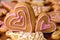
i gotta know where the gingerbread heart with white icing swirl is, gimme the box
[4,2,36,32]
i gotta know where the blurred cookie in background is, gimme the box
[1,1,16,11]
[47,11,60,23]
[51,30,60,40]
[0,8,7,17]
[31,0,44,17]
[0,21,7,33]
[0,32,7,40]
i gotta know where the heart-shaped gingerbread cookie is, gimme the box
[35,13,56,33]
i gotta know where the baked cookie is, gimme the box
[51,30,60,40]
[35,13,56,33]
[4,2,36,32]
[6,31,47,40]
[31,0,44,16]
[1,1,16,11]
[48,11,60,23]
[0,21,7,32]
[0,8,7,17]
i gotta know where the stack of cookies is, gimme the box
[0,0,60,40]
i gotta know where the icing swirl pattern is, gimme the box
[35,13,56,33]
[4,3,36,32]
